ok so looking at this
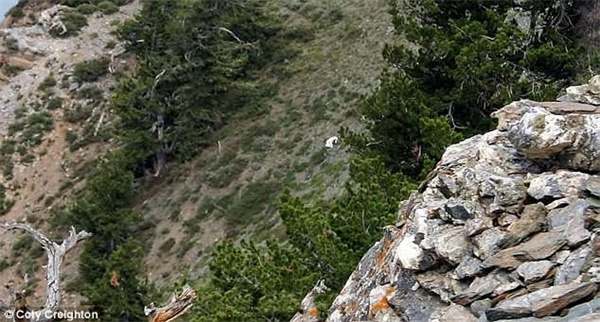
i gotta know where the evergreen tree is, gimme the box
[115,0,280,174]
[193,241,318,322]
[354,0,587,177]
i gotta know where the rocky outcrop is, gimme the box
[325,77,600,322]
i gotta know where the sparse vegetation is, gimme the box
[38,73,57,92]
[97,1,119,14]
[77,3,98,15]
[73,58,110,82]
[2,0,597,321]
[0,184,14,215]
[52,10,88,37]
[46,96,64,110]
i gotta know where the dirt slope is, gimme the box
[0,0,394,303]
[139,0,394,285]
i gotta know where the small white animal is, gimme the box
[325,136,339,148]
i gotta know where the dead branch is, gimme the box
[144,285,197,322]
[0,223,91,322]
[218,27,244,44]
[93,111,105,137]
[290,280,329,322]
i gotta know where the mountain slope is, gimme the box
[0,0,394,305]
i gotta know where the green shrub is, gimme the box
[206,157,248,188]
[51,11,88,37]
[77,4,98,15]
[73,58,109,82]
[76,85,104,101]
[0,259,10,272]
[38,73,57,92]
[7,7,24,18]
[97,1,119,14]
[12,235,34,256]
[64,104,92,123]
[0,184,14,215]
[46,96,64,110]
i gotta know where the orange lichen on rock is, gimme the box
[308,307,319,317]
[370,286,396,316]
[371,296,390,314]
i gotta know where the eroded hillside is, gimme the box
[0,0,139,307]
[0,0,393,307]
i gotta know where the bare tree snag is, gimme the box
[0,223,91,322]
[291,280,329,322]
[144,286,197,322]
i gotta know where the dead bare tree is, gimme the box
[144,285,197,322]
[0,223,91,322]
[290,280,329,322]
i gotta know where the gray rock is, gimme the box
[474,228,507,260]
[585,176,600,198]
[466,217,493,237]
[555,246,591,285]
[471,299,493,318]
[527,171,589,201]
[551,250,571,265]
[498,214,519,226]
[501,203,547,248]
[434,226,472,265]
[435,173,459,197]
[527,174,563,200]
[444,198,479,223]
[494,318,560,322]
[569,313,600,322]
[483,231,566,269]
[516,260,554,283]
[431,304,478,322]
[485,282,598,320]
[416,271,465,303]
[452,272,514,305]
[482,175,527,210]
[455,256,484,280]
[559,298,600,321]
[548,199,591,247]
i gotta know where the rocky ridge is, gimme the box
[325,76,600,322]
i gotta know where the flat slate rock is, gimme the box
[485,282,598,321]
[452,272,513,305]
[540,101,600,115]
[483,231,566,269]
[430,304,478,322]
[516,260,554,283]
[554,246,591,285]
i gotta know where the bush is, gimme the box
[7,7,25,19]
[76,85,104,101]
[77,4,98,15]
[0,184,14,215]
[46,96,64,110]
[64,103,92,123]
[38,74,57,92]
[97,1,119,14]
[73,58,109,82]
[19,112,54,147]
[52,11,88,37]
